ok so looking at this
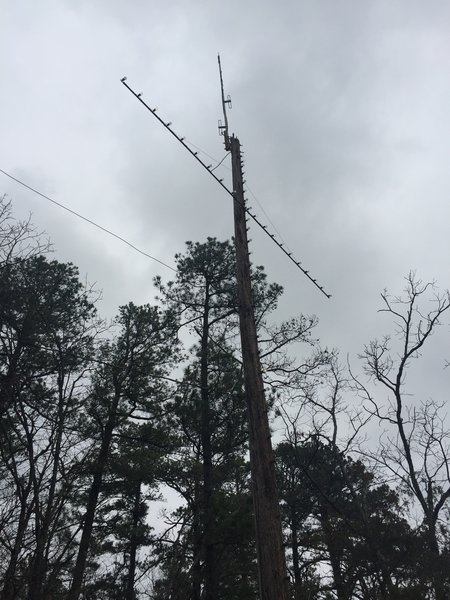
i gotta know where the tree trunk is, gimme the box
[27,371,67,600]
[320,507,350,600]
[199,282,217,600]
[290,508,302,600]
[68,390,119,600]
[1,492,33,600]
[191,467,202,600]
[0,339,23,415]
[125,481,142,600]
[0,412,34,600]
[426,519,447,600]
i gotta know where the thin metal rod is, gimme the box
[217,54,230,150]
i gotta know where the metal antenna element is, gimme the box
[120,77,331,298]
[218,54,231,151]
[121,77,231,198]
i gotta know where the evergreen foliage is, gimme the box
[0,199,449,599]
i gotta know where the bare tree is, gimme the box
[356,273,450,600]
[0,195,49,266]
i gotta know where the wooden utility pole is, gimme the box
[121,57,331,599]
[220,58,289,600]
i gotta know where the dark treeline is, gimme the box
[0,197,449,600]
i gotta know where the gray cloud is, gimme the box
[1,0,449,387]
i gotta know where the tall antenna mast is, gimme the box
[218,54,231,151]
[120,59,330,599]
[216,56,290,600]
[119,76,331,298]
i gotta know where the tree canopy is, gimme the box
[1,198,449,599]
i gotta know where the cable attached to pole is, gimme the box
[0,167,176,272]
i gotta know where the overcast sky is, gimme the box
[1,1,449,402]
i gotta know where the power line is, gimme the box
[121,78,331,298]
[0,168,176,272]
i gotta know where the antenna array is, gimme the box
[120,76,331,298]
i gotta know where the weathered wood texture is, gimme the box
[231,135,289,600]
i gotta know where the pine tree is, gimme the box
[68,303,178,600]
[275,437,422,599]
[0,253,98,600]
[154,239,258,599]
